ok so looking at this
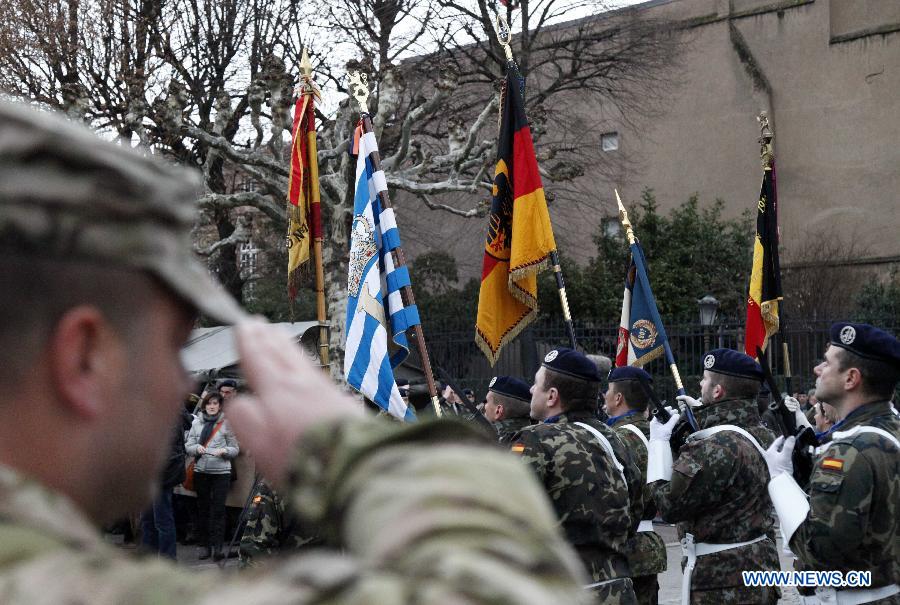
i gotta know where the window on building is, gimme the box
[239,241,258,273]
[601,132,619,152]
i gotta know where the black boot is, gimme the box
[212,545,225,561]
[197,546,211,560]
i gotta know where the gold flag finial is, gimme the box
[347,71,369,115]
[757,111,774,169]
[300,47,313,79]
[615,189,636,245]
[492,13,515,62]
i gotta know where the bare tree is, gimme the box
[0,0,683,363]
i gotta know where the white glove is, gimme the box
[676,394,702,409]
[649,411,681,442]
[783,396,812,429]
[764,435,795,478]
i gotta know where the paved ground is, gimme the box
[114,525,800,603]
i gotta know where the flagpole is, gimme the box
[615,190,688,398]
[494,14,577,350]
[300,49,330,369]
[348,72,443,417]
[757,112,792,394]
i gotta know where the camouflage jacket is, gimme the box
[790,400,900,589]
[609,414,667,577]
[650,398,780,593]
[0,418,592,604]
[512,410,643,583]
[494,416,532,445]
[239,479,322,567]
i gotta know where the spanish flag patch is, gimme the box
[511,443,525,454]
[822,457,844,472]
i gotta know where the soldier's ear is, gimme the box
[47,306,122,420]
[844,368,863,391]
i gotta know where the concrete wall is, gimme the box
[397,0,900,282]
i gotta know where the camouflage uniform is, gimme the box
[494,416,532,445]
[790,401,900,603]
[238,480,322,568]
[513,410,643,605]
[0,418,593,604]
[650,398,780,605]
[609,414,667,605]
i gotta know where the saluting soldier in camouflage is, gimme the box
[766,323,900,605]
[513,348,643,605]
[482,375,533,444]
[648,349,780,605]
[0,101,592,604]
[603,367,668,605]
[238,479,321,568]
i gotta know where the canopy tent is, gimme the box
[181,321,321,379]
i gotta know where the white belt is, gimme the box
[802,584,900,605]
[637,519,654,533]
[583,577,618,590]
[680,533,768,605]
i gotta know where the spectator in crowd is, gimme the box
[140,408,192,559]
[185,392,239,560]
[463,388,476,405]
[813,401,838,440]
[218,379,238,402]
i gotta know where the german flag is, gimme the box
[744,161,782,356]
[286,84,323,301]
[476,66,556,366]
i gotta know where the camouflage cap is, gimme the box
[0,101,245,324]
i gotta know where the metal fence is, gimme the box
[422,315,900,402]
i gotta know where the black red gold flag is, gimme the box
[745,162,782,355]
[475,65,556,366]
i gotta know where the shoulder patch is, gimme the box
[821,457,844,472]
[511,443,525,454]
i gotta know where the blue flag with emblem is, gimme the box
[615,241,671,368]
[344,123,419,421]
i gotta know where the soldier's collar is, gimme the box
[605,410,639,427]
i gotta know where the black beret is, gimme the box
[395,377,409,388]
[702,349,763,381]
[488,376,531,402]
[829,322,900,369]
[608,366,653,384]
[219,379,237,389]
[542,348,600,382]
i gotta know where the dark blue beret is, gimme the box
[829,322,900,369]
[608,366,653,384]
[488,376,531,402]
[542,348,600,382]
[702,348,763,381]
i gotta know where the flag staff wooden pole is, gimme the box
[757,111,792,394]
[494,14,577,350]
[347,71,442,417]
[300,49,330,369]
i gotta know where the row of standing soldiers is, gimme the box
[241,321,899,605]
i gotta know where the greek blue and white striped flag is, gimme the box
[344,125,419,422]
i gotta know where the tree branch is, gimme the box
[416,193,489,218]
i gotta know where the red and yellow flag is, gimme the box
[475,66,556,366]
[286,82,323,301]
[745,161,782,356]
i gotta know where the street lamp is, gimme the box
[698,295,719,351]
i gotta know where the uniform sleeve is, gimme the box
[238,488,282,568]
[280,417,591,604]
[510,429,550,481]
[650,439,731,522]
[788,443,873,566]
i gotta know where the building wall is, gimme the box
[398,0,900,281]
